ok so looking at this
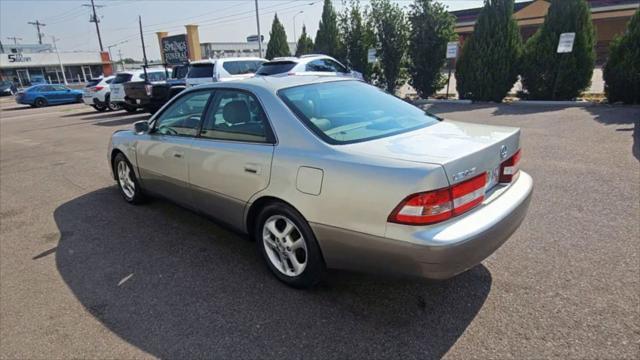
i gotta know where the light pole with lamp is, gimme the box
[107,40,129,72]
[293,10,304,47]
[51,36,68,85]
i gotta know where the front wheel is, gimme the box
[113,153,145,204]
[92,104,108,112]
[255,203,325,288]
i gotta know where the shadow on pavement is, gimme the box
[53,188,492,359]
[586,105,640,161]
[93,115,149,127]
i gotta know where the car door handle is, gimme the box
[244,164,261,174]
[173,152,183,159]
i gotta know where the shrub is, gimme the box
[520,0,596,100]
[340,0,373,79]
[407,0,457,98]
[369,0,408,93]
[295,25,314,57]
[603,9,640,104]
[455,0,522,102]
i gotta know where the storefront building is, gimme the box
[0,43,111,87]
[452,0,639,65]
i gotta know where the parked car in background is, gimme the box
[0,80,17,96]
[256,54,363,80]
[15,84,83,107]
[108,76,532,288]
[110,68,171,113]
[83,76,119,112]
[185,57,266,88]
[123,65,188,114]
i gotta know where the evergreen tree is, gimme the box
[520,0,596,100]
[266,14,290,60]
[603,9,640,104]
[370,0,408,93]
[455,0,522,102]
[295,25,315,57]
[408,0,457,98]
[314,0,343,60]
[340,0,373,79]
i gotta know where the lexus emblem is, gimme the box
[500,145,508,159]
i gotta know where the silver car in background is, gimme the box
[108,76,533,288]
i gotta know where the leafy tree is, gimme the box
[603,9,640,104]
[295,25,315,56]
[407,0,457,98]
[314,0,343,60]
[369,0,408,93]
[266,13,290,60]
[340,0,373,79]
[520,0,596,100]
[455,0,521,102]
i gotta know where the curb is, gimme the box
[413,99,473,105]
[510,100,595,107]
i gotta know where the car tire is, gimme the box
[123,104,137,113]
[105,94,118,111]
[34,98,47,108]
[93,104,108,112]
[113,152,145,204]
[255,202,325,288]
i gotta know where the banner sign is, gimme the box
[557,33,576,53]
[162,34,189,65]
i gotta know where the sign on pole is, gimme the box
[161,34,189,65]
[446,42,459,59]
[367,48,377,64]
[557,32,576,53]
[246,35,264,43]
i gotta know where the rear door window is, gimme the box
[188,64,214,78]
[222,60,265,75]
[256,61,297,75]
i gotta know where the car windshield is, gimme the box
[112,73,133,84]
[279,81,439,144]
[188,64,214,78]
[256,61,296,76]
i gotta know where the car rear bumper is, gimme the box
[311,171,533,280]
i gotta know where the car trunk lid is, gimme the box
[341,120,521,187]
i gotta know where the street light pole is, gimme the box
[254,0,262,58]
[51,36,68,85]
[293,11,304,55]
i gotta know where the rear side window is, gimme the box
[173,65,188,79]
[256,61,297,75]
[188,64,214,78]
[222,60,265,75]
[86,79,101,87]
[144,71,168,82]
[306,59,348,73]
[112,73,132,84]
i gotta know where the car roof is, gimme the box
[192,75,354,93]
[263,54,340,65]
[191,57,266,65]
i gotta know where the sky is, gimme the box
[0,0,529,60]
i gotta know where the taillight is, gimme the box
[145,84,153,96]
[499,149,521,183]
[388,173,487,225]
[94,86,104,91]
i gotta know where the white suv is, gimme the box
[255,55,363,80]
[83,76,118,112]
[110,68,171,112]
[186,57,266,88]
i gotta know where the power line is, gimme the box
[27,20,46,44]
[6,36,22,45]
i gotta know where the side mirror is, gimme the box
[134,120,149,134]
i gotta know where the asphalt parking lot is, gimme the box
[0,96,638,359]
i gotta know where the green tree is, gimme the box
[314,0,343,60]
[295,25,315,56]
[370,0,408,93]
[266,14,290,60]
[603,9,640,104]
[407,0,457,98]
[520,0,596,100]
[340,0,373,79]
[455,0,522,102]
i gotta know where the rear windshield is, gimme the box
[188,64,214,78]
[173,65,188,79]
[222,60,265,75]
[86,79,101,87]
[279,81,439,144]
[112,73,133,84]
[256,61,296,76]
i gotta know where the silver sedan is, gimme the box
[108,76,533,288]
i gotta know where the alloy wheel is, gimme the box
[262,215,308,277]
[117,160,135,199]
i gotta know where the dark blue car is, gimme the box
[15,84,83,107]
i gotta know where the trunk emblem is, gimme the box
[453,167,477,182]
[500,145,508,159]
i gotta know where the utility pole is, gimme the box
[6,36,22,45]
[51,36,68,85]
[83,0,104,51]
[254,0,262,58]
[28,20,46,44]
[118,49,124,71]
[139,16,148,80]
